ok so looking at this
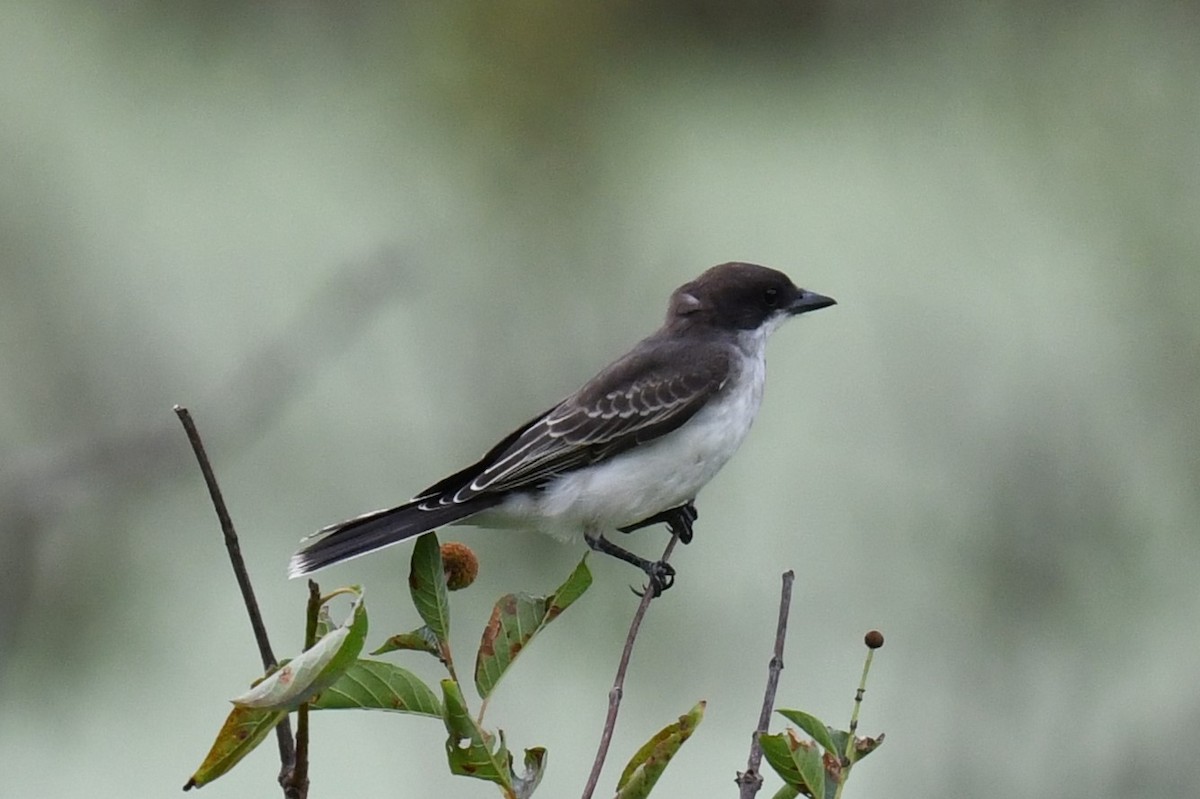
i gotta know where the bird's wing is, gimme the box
[413,338,732,505]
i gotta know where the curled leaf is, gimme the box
[439,680,546,797]
[441,679,513,790]
[372,626,441,660]
[513,747,547,799]
[232,587,367,710]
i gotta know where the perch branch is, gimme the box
[580,532,682,799]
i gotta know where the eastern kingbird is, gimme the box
[289,262,835,592]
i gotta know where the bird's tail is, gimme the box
[287,495,500,577]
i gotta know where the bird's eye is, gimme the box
[763,287,780,308]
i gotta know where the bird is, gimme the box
[289,262,835,594]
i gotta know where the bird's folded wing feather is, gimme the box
[413,339,731,506]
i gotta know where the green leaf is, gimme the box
[440,680,546,797]
[769,786,801,799]
[410,533,451,647]
[183,705,287,790]
[372,626,442,659]
[760,732,806,788]
[474,556,592,699]
[309,659,442,717]
[763,723,881,799]
[232,587,367,711]
[544,555,592,612]
[776,709,839,755]
[790,735,827,799]
[825,728,851,762]
[441,679,513,792]
[615,701,705,799]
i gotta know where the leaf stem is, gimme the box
[844,647,875,761]
[831,644,876,799]
[319,586,360,605]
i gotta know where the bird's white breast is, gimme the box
[478,330,769,542]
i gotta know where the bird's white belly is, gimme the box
[475,351,766,542]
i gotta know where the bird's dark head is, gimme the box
[666,262,836,332]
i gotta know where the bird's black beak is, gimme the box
[789,289,837,315]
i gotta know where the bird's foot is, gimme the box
[667,502,698,544]
[618,501,698,545]
[586,531,677,596]
[631,560,676,598]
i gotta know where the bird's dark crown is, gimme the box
[667,262,807,331]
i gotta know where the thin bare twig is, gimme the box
[174,405,298,794]
[580,533,682,799]
[736,570,795,798]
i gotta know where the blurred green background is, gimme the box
[3,1,1198,797]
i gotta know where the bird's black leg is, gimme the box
[584,529,675,596]
[618,501,698,545]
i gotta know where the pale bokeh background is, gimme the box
[3,2,1199,798]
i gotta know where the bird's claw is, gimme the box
[631,560,676,598]
[669,503,698,545]
[619,502,698,545]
